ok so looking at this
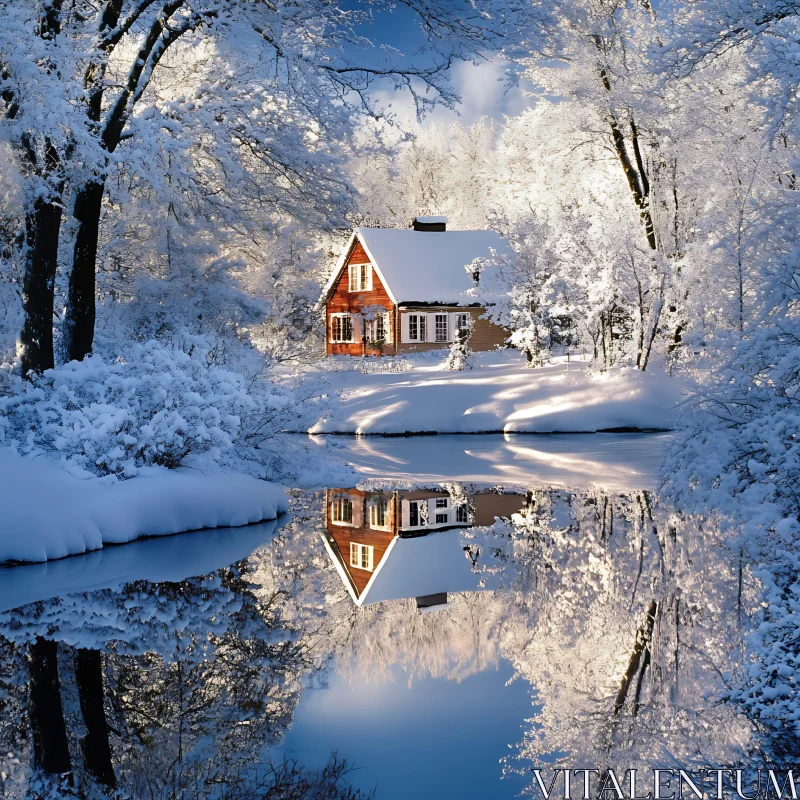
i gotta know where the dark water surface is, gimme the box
[0,435,756,799]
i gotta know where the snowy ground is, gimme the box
[0,452,288,565]
[308,352,685,435]
[320,431,670,490]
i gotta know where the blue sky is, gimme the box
[344,2,537,125]
[280,659,534,799]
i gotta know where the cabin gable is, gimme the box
[324,489,398,597]
[325,236,397,356]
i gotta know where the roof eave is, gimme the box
[396,301,484,308]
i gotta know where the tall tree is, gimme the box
[2,1,69,374]
[0,0,531,371]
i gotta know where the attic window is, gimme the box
[349,263,372,292]
[350,543,374,571]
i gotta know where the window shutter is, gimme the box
[351,314,361,343]
[382,311,391,344]
[401,500,409,528]
[400,313,410,343]
[426,313,438,343]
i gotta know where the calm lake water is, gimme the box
[0,434,758,799]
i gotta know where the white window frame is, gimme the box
[434,313,449,343]
[456,505,470,524]
[348,263,373,292]
[435,498,448,509]
[368,496,392,531]
[330,313,354,344]
[350,542,374,571]
[365,312,389,344]
[405,313,427,343]
[454,313,471,338]
[408,500,420,527]
[331,495,355,526]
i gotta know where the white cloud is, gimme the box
[370,59,537,129]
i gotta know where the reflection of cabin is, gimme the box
[322,487,524,608]
[321,217,513,357]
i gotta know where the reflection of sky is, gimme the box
[281,659,534,799]
[340,0,537,123]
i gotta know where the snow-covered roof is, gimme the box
[322,227,512,306]
[358,227,511,304]
[322,528,508,607]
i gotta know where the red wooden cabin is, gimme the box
[321,217,512,356]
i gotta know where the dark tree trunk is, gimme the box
[64,180,104,362]
[16,2,66,376]
[28,638,71,775]
[612,600,658,717]
[74,648,116,787]
[20,197,63,375]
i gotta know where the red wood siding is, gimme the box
[326,238,397,356]
[325,489,398,597]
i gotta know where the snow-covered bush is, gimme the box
[444,317,475,371]
[0,341,255,478]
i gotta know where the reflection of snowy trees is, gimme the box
[323,487,759,786]
[502,490,755,777]
[0,522,366,799]
[0,487,765,798]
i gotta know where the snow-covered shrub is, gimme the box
[0,341,256,478]
[444,317,475,371]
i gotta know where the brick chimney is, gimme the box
[413,215,447,232]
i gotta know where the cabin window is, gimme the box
[435,513,448,524]
[350,543,374,571]
[434,314,448,342]
[407,313,426,342]
[455,313,471,337]
[330,313,353,343]
[435,498,448,509]
[366,313,388,344]
[331,496,354,525]
[348,263,372,292]
[408,501,420,527]
[368,496,391,530]
[456,505,470,524]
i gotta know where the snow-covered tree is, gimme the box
[0,0,531,374]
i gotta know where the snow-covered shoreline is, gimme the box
[308,354,685,436]
[0,454,288,566]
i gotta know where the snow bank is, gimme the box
[310,355,684,435]
[0,518,283,612]
[0,454,289,565]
